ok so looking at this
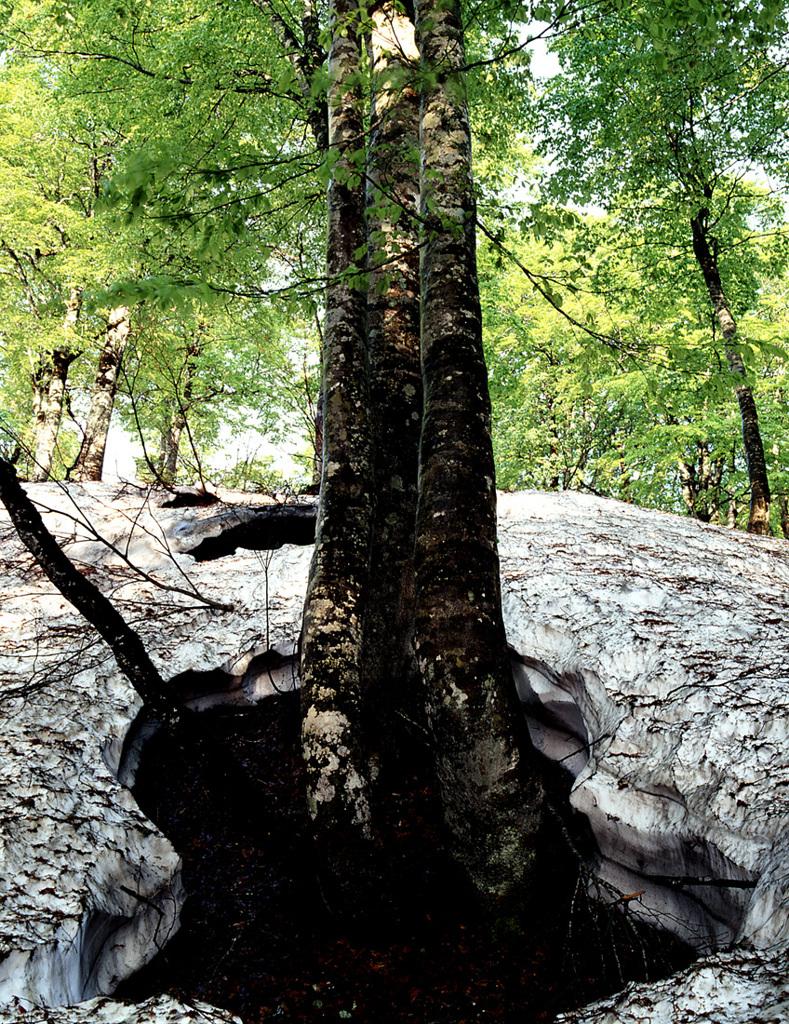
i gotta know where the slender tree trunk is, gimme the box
[679,443,719,522]
[299,0,377,919]
[0,457,184,729]
[30,352,54,462]
[413,0,543,929]
[73,306,131,482]
[362,3,423,765]
[310,389,324,492]
[31,287,82,482]
[0,458,266,824]
[249,0,328,153]
[690,211,771,535]
[31,346,72,481]
[707,451,724,523]
[159,412,186,485]
[678,457,697,516]
[157,333,202,486]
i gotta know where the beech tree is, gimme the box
[538,0,789,534]
[72,305,132,481]
[0,0,551,930]
[0,55,140,480]
[299,0,544,924]
[4,0,789,963]
[480,212,789,527]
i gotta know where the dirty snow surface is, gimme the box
[2,482,789,1022]
[499,491,789,1024]
[0,482,307,1017]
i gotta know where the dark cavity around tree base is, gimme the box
[116,692,695,1023]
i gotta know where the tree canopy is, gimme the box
[2,0,789,952]
[2,0,787,528]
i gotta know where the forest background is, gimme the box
[0,0,788,533]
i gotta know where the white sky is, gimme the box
[529,32,561,79]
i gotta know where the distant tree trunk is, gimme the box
[690,210,771,535]
[678,458,696,516]
[249,0,328,153]
[678,442,724,523]
[31,287,83,482]
[310,390,323,492]
[72,306,131,482]
[547,393,560,489]
[413,0,543,928]
[299,0,377,919]
[159,412,187,485]
[362,2,423,765]
[30,352,53,449]
[157,333,201,486]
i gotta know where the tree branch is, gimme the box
[0,458,263,824]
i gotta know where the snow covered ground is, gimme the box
[2,482,789,1021]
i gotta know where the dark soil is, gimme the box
[117,694,694,1023]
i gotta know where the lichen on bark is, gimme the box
[298,0,378,920]
[413,0,543,927]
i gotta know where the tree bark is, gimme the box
[413,0,543,928]
[690,211,771,535]
[73,306,131,482]
[157,332,201,486]
[31,287,83,482]
[299,0,377,920]
[362,3,423,764]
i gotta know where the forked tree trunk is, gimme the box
[31,287,83,482]
[299,0,377,919]
[73,306,131,482]
[678,442,723,523]
[690,211,771,535]
[362,3,423,764]
[414,0,543,927]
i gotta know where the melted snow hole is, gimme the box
[184,506,316,562]
[512,654,756,952]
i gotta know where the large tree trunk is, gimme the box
[299,0,377,920]
[362,3,423,767]
[690,211,771,535]
[30,287,83,482]
[413,0,543,928]
[73,306,131,482]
